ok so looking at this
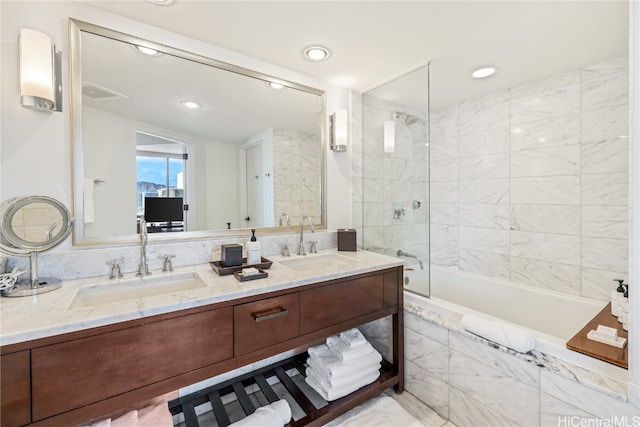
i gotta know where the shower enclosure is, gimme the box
[360,65,431,297]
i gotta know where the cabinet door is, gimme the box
[300,274,384,334]
[31,307,233,421]
[1,351,31,427]
[234,293,300,355]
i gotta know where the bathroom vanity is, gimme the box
[0,250,403,427]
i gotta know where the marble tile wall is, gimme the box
[360,94,429,267]
[361,307,640,426]
[6,230,338,280]
[430,57,630,301]
[272,129,322,226]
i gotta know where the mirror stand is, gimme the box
[1,251,62,297]
[0,195,74,297]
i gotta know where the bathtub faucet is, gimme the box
[397,249,424,270]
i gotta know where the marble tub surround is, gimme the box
[4,229,337,282]
[0,248,402,347]
[378,300,640,426]
[429,56,630,302]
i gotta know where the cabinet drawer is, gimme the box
[1,351,31,427]
[300,275,384,334]
[234,293,300,355]
[31,307,233,421]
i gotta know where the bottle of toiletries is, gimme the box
[619,285,629,330]
[246,229,261,264]
[611,279,625,317]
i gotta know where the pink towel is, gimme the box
[137,402,174,427]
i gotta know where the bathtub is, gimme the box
[403,266,628,382]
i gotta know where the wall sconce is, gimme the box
[330,109,348,152]
[19,28,62,112]
[384,121,395,153]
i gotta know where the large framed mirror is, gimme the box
[70,19,326,246]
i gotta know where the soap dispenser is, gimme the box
[611,279,625,317]
[246,229,262,264]
[619,285,629,330]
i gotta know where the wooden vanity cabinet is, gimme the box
[234,293,300,355]
[30,307,233,421]
[0,351,31,427]
[0,266,402,426]
[300,274,384,334]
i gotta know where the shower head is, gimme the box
[395,112,418,126]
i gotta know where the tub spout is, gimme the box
[397,249,424,270]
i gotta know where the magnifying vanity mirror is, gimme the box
[0,195,74,297]
[69,19,326,246]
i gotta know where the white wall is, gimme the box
[0,0,351,253]
[204,142,238,230]
[83,106,137,237]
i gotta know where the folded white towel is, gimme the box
[305,369,380,401]
[230,399,291,427]
[306,364,380,390]
[339,328,367,348]
[306,344,382,378]
[327,335,374,361]
[460,314,536,353]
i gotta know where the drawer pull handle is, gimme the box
[252,307,288,322]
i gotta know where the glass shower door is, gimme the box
[360,64,431,297]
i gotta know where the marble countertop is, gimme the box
[0,249,402,347]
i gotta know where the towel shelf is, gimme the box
[168,352,397,427]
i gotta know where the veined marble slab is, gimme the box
[0,249,402,347]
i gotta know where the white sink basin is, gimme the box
[70,271,207,308]
[277,253,359,271]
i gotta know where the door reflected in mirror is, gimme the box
[70,20,326,244]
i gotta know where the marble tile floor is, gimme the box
[174,376,454,427]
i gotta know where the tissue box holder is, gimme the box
[337,229,357,251]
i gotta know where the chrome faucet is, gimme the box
[279,212,291,227]
[297,216,315,256]
[137,216,150,277]
[397,249,424,270]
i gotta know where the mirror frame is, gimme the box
[69,19,327,246]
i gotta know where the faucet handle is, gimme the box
[309,241,318,254]
[107,258,124,280]
[161,255,175,273]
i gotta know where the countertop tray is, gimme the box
[233,268,268,282]
[210,257,273,276]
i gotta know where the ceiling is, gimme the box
[80,0,629,109]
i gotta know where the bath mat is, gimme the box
[324,395,425,427]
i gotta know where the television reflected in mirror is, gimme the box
[143,197,184,233]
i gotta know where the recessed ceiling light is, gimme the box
[180,101,202,109]
[267,82,284,90]
[145,0,174,5]
[134,45,161,56]
[304,46,331,61]
[471,66,497,79]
